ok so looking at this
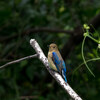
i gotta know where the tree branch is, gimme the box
[30,39,82,100]
[0,39,82,99]
[0,28,73,42]
[24,27,74,35]
[0,54,38,69]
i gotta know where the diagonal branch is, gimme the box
[0,39,82,99]
[30,39,82,100]
[0,54,38,69]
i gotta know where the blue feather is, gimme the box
[62,61,66,72]
[62,70,67,82]
[52,52,61,72]
[52,52,67,82]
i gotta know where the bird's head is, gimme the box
[49,43,58,51]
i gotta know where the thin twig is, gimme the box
[30,39,82,100]
[0,54,38,69]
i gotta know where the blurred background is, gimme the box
[0,0,100,100]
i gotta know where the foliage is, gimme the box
[0,0,100,100]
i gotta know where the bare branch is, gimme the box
[0,28,73,42]
[30,39,82,100]
[25,27,74,35]
[0,54,38,69]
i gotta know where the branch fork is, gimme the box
[30,39,82,100]
[0,39,82,100]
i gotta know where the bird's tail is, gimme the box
[62,70,67,83]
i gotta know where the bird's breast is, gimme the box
[48,51,53,57]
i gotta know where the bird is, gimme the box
[48,43,67,82]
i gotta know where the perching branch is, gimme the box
[0,54,38,69]
[0,39,82,99]
[30,39,82,100]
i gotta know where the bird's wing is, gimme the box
[52,52,67,82]
[52,52,65,72]
[61,60,66,72]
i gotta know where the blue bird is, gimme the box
[48,43,67,82]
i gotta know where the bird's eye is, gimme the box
[53,47,55,48]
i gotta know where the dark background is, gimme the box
[0,0,100,100]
